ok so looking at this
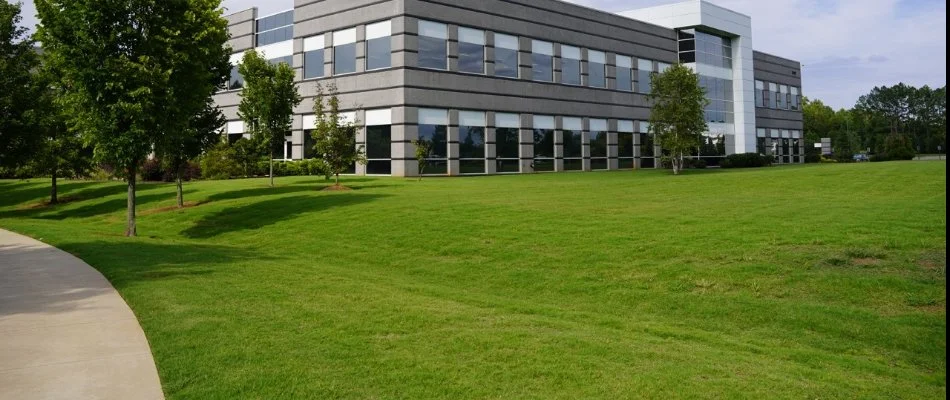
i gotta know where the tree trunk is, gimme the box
[269,153,275,187]
[335,173,340,187]
[126,169,137,237]
[176,169,184,208]
[50,170,58,204]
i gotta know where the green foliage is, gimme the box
[0,1,41,169]
[880,132,916,160]
[648,64,708,175]
[414,139,433,178]
[720,153,773,169]
[310,83,366,186]
[141,158,201,182]
[237,51,302,187]
[200,141,239,180]
[232,138,264,178]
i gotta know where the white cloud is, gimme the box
[18,0,945,109]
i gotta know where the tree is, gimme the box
[152,0,230,208]
[238,51,301,187]
[647,63,708,175]
[157,100,226,207]
[29,63,93,204]
[35,0,230,236]
[310,83,365,187]
[413,139,433,180]
[232,138,262,178]
[0,1,40,171]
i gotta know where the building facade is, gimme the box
[214,0,805,177]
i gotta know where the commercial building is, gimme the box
[214,0,805,177]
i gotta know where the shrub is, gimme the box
[720,153,772,169]
[201,142,239,180]
[804,154,822,163]
[141,159,164,181]
[660,157,707,170]
[869,154,890,162]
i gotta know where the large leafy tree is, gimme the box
[0,1,40,171]
[36,0,229,236]
[647,63,708,175]
[310,82,365,187]
[238,51,301,187]
[153,0,230,208]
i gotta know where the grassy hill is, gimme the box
[0,162,945,399]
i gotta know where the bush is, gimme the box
[804,154,822,163]
[141,159,164,182]
[820,156,838,163]
[869,154,889,162]
[720,153,773,169]
[201,142,239,180]
[660,157,708,170]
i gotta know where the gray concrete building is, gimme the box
[214,0,805,177]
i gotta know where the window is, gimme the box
[637,58,654,94]
[769,83,779,108]
[418,109,448,174]
[588,50,606,88]
[790,87,800,110]
[562,117,583,170]
[303,35,325,79]
[495,113,520,173]
[459,111,486,174]
[688,30,732,69]
[589,119,608,170]
[333,28,357,75]
[228,53,244,90]
[303,115,316,158]
[458,27,485,74]
[561,45,581,85]
[699,75,734,123]
[778,85,788,110]
[284,140,293,160]
[418,20,447,70]
[640,121,655,168]
[256,10,294,47]
[755,80,764,108]
[781,130,791,163]
[616,55,633,92]
[533,115,555,171]
[365,109,392,175]
[618,120,635,169]
[366,21,392,70]
[226,121,245,144]
[756,128,767,155]
[494,33,519,78]
[531,40,554,82]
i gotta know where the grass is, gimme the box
[0,162,945,399]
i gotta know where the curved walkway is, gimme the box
[0,229,164,400]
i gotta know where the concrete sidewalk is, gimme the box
[0,229,164,400]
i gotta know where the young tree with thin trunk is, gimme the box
[311,83,365,188]
[648,63,708,175]
[413,139,433,180]
[0,1,41,171]
[158,100,226,207]
[238,51,301,187]
[152,0,230,208]
[30,66,93,204]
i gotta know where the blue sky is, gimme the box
[17,0,946,109]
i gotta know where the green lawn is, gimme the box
[0,162,945,399]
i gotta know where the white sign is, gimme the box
[814,143,822,148]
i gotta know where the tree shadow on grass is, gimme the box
[182,193,387,239]
[205,185,317,202]
[0,240,266,317]
[33,189,192,220]
[0,181,100,208]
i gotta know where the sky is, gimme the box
[16,0,947,110]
